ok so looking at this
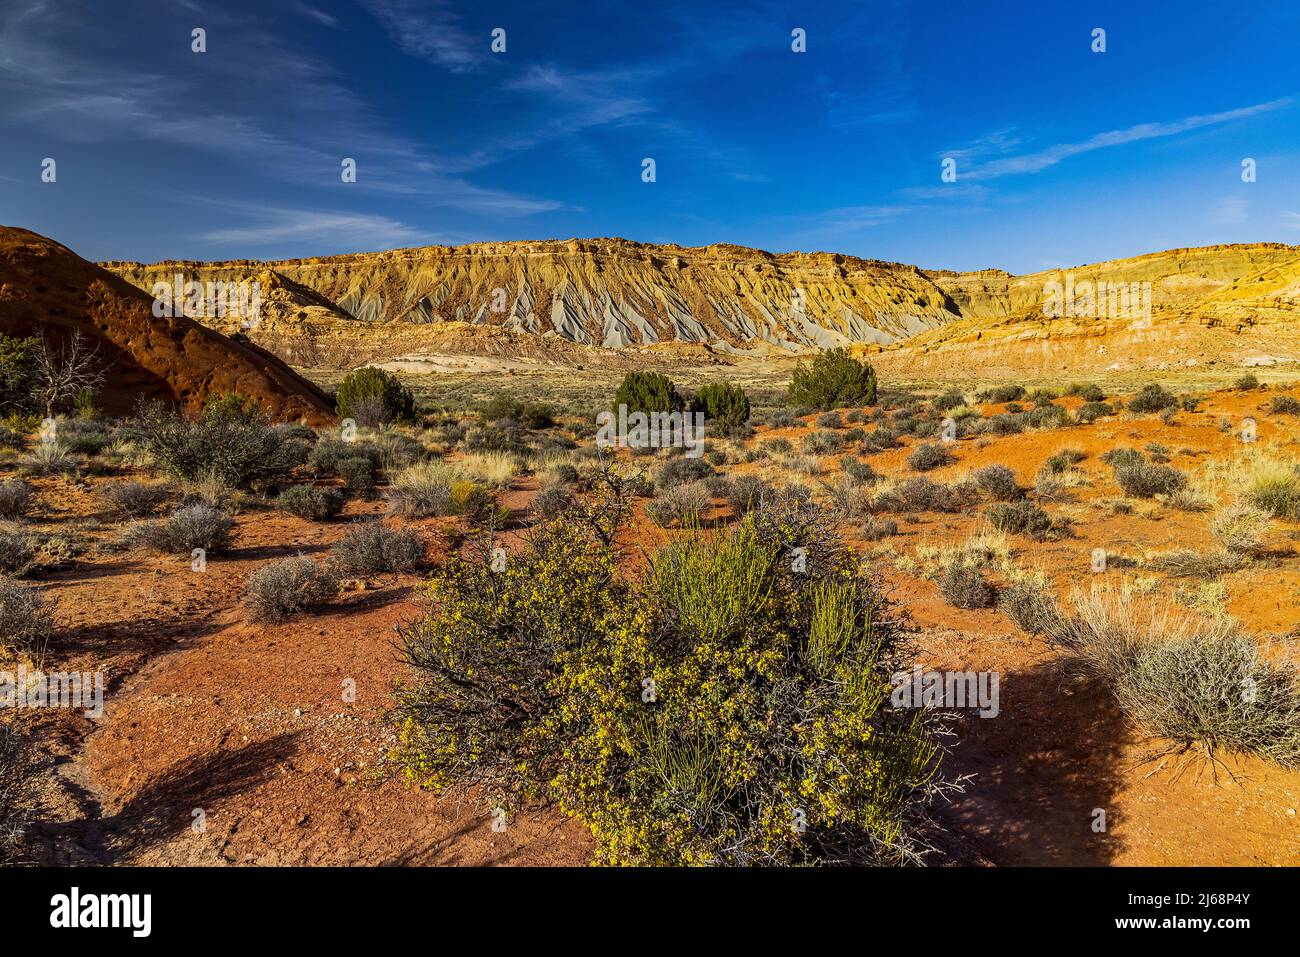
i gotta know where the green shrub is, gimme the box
[246,557,338,623]
[128,503,234,554]
[102,481,168,519]
[482,396,555,429]
[1128,384,1177,413]
[132,398,299,489]
[1043,449,1086,473]
[907,442,952,472]
[0,335,38,418]
[693,382,751,433]
[786,348,878,410]
[645,481,710,527]
[979,385,1025,404]
[655,457,714,489]
[841,456,880,485]
[330,521,424,574]
[1076,401,1115,424]
[1269,396,1300,415]
[278,485,347,521]
[336,367,415,424]
[972,464,1021,501]
[1115,462,1186,498]
[804,430,846,455]
[940,562,996,609]
[1233,373,1259,390]
[985,500,1053,535]
[997,580,1063,635]
[393,507,939,865]
[612,371,684,416]
[1101,447,1145,469]
[336,456,376,498]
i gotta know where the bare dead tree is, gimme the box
[35,331,105,417]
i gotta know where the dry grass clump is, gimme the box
[645,481,710,528]
[0,480,31,520]
[1047,585,1300,768]
[330,520,425,574]
[456,451,522,489]
[102,480,169,519]
[0,578,55,658]
[246,556,339,623]
[1209,503,1271,555]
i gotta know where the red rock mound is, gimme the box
[0,226,333,422]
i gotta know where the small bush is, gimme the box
[859,516,898,541]
[0,578,54,657]
[331,521,425,574]
[0,533,35,576]
[1270,396,1300,415]
[940,562,997,609]
[907,443,952,472]
[1233,373,1259,390]
[532,483,573,519]
[132,398,299,489]
[1043,449,1086,474]
[724,474,770,515]
[1075,401,1115,424]
[612,371,684,416]
[804,430,846,455]
[972,464,1020,501]
[1128,384,1177,413]
[786,347,878,410]
[481,396,555,429]
[0,480,31,520]
[336,367,415,424]
[814,411,843,429]
[645,481,710,527]
[980,385,1025,404]
[102,481,168,519]
[840,456,880,485]
[931,390,966,412]
[336,456,376,498]
[693,382,750,433]
[246,557,338,623]
[998,579,1063,635]
[1049,587,1300,767]
[1101,447,1145,469]
[132,503,235,554]
[985,500,1052,536]
[1115,462,1186,498]
[392,508,939,865]
[278,485,346,521]
[1242,460,1300,521]
[655,457,714,489]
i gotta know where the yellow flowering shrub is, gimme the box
[394,494,940,865]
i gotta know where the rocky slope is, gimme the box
[101,238,1300,378]
[104,240,964,367]
[0,227,333,421]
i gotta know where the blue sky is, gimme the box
[2,0,1298,272]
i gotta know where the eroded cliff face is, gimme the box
[102,238,1300,376]
[104,239,963,365]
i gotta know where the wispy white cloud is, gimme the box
[953,99,1294,181]
[358,0,480,72]
[294,2,339,28]
[198,208,438,251]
